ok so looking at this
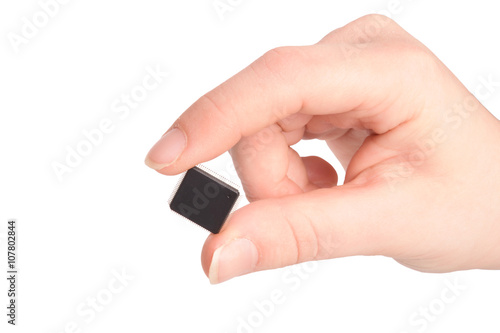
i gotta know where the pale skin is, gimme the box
[145,15,500,284]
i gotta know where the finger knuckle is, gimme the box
[358,13,396,28]
[199,91,237,131]
[357,14,398,34]
[255,46,306,82]
[342,14,402,45]
[389,41,441,80]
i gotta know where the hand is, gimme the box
[145,15,500,284]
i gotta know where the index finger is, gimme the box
[145,46,314,175]
[145,16,418,174]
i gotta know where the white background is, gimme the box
[1,0,499,332]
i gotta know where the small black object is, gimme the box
[170,166,239,234]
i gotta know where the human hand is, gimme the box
[145,15,500,284]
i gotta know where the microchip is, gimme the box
[169,166,240,234]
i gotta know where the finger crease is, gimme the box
[280,203,301,265]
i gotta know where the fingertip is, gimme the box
[144,155,167,172]
[201,233,219,279]
[203,233,260,285]
[201,207,264,284]
[206,238,259,284]
[200,199,304,284]
[145,127,187,172]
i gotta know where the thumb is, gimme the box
[202,183,408,284]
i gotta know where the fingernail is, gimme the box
[145,128,186,170]
[209,238,258,284]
